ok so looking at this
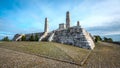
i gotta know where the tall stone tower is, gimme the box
[77,21,80,26]
[66,11,70,28]
[44,17,48,33]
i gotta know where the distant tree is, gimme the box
[35,34,39,41]
[29,34,34,41]
[94,35,102,42]
[97,36,102,41]
[2,36,10,41]
[95,38,98,42]
[103,37,113,42]
[103,37,108,42]
[21,35,26,41]
[108,38,113,42]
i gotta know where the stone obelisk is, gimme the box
[44,17,48,33]
[66,11,70,28]
[77,21,80,26]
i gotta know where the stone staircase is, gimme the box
[82,29,95,49]
[38,32,48,41]
[41,33,51,41]
[48,32,55,42]
[13,34,25,41]
[39,31,55,42]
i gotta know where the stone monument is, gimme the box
[13,11,95,50]
[77,21,80,26]
[66,11,70,28]
[44,17,48,33]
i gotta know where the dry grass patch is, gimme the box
[0,48,79,68]
[83,42,120,68]
[52,42,90,64]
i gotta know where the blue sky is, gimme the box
[0,0,120,41]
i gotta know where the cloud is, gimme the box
[0,31,15,39]
[70,0,120,27]
[87,20,120,35]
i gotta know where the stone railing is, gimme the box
[15,34,25,41]
[38,32,48,41]
[48,32,55,42]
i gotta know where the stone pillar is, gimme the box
[44,17,48,33]
[59,23,66,30]
[77,21,80,26]
[66,11,70,28]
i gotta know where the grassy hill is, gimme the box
[0,42,90,66]
[83,41,120,68]
[0,41,120,68]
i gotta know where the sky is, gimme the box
[0,0,120,41]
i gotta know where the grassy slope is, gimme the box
[0,41,120,68]
[0,48,79,68]
[53,43,90,64]
[83,41,120,68]
[0,42,90,65]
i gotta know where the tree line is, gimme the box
[1,36,10,41]
[21,34,39,41]
[1,34,39,41]
[94,35,113,43]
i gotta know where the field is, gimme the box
[0,41,120,68]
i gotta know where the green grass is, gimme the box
[0,41,90,65]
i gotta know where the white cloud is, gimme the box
[103,31,120,36]
[70,0,120,28]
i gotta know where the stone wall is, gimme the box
[53,26,95,49]
[13,26,95,50]
[25,32,44,41]
[13,32,44,41]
